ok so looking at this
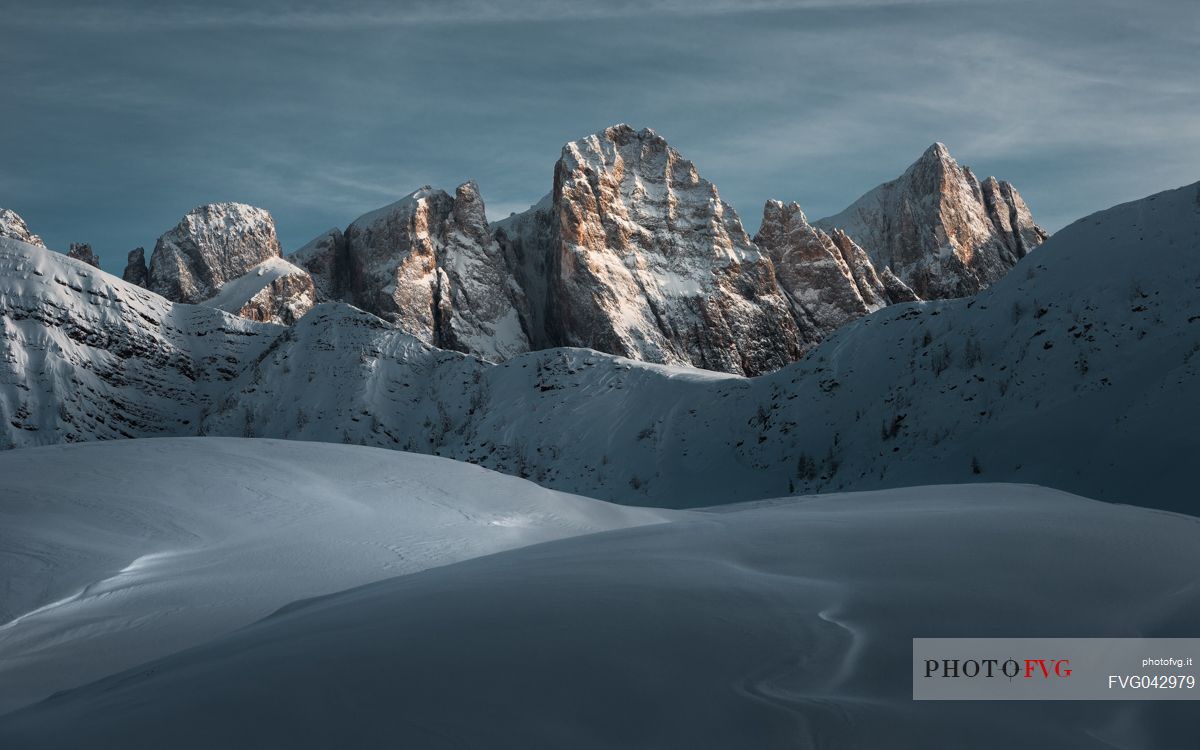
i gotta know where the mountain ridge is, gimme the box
[0,180,1195,511]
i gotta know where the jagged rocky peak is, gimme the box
[305,181,530,362]
[521,123,801,375]
[66,242,100,268]
[0,208,46,248]
[755,200,896,348]
[122,247,149,287]
[147,202,283,304]
[815,142,1047,299]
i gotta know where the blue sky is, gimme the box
[3,0,1198,275]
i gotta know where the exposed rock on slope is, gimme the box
[66,243,100,268]
[205,256,316,325]
[0,209,45,248]
[295,182,530,363]
[497,124,801,376]
[121,247,148,286]
[754,200,911,349]
[147,203,284,304]
[815,143,1047,298]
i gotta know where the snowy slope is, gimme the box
[0,438,668,713]
[0,236,281,445]
[3,484,1196,749]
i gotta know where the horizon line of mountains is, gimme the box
[0,124,1047,376]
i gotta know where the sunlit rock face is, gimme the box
[147,202,284,305]
[205,257,317,326]
[499,124,801,376]
[306,181,531,363]
[816,142,1047,299]
[756,199,905,350]
[0,209,45,249]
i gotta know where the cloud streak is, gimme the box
[8,0,958,31]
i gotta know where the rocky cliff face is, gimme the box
[0,209,45,248]
[67,243,100,268]
[497,125,801,376]
[147,203,284,304]
[815,143,1047,299]
[755,200,900,348]
[294,182,530,363]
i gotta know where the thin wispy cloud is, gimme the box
[8,0,954,31]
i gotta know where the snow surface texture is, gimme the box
[1,182,1198,511]
[815,143,1048,299]
[1,482,1196,749]
[0,438,668,714]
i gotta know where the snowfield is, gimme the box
[0,438,668,714]
[0,478,1196,748]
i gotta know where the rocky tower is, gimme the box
[122,248,149,287]
[498,124,801,376]
[147,203,284,304]
[754,200,915,349]
[815,143,1047,299]
[67,243,100,268]
[295,182,531,362]
[0,209,46,248]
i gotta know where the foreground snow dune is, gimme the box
[0,438,669,714]
[2,484,1197,749]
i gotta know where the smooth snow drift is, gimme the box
[1,483,1197,748]
[0,438,668,713]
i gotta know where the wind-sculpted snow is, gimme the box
[0,438,667,713]
[816,143,1048,299]
[3,485,1196,748]
[1,182,1198,512]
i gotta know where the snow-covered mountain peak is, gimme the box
[0,208,45,249]
[531,124,800,374]
[815,143,1048,299]
[296,180,531,362]
[146,202,283,304]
